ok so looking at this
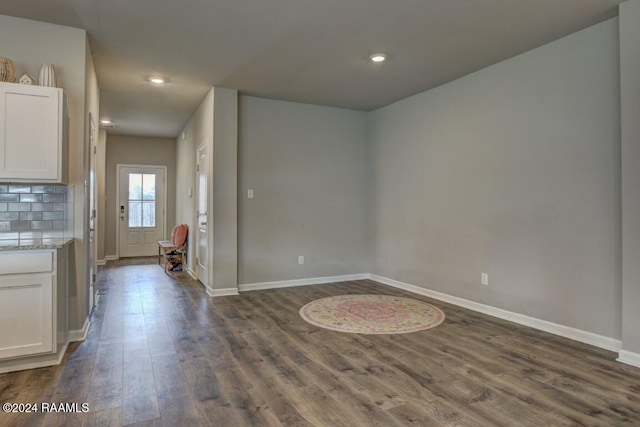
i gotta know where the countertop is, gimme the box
[0,238,74,251]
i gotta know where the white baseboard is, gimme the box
[239,273,368,292]
[206,287,240,297]
[187,269,197,280]
[105,255,117,261]
[96,259,106,266]
[368,273,622,353]
[69,316,90,342]
[617,350,640,368]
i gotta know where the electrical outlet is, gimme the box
[0,222,9,231]
[248,189,254,199]
[481,273,489,286]
[298,255,304,265]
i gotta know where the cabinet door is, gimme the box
[0,273,54,359]
[0,83,61,181]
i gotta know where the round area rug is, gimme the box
[299,294,445,334]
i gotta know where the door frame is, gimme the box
[88,113,97,311]
[195,143,208,284]
[115,163,168,259]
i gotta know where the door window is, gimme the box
[128,173,156,227]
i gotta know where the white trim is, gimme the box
[207,287,240,297]
[187,268,197,280]
[89,112,98,330]
[0,343,68,374]
[195,142,208,285]
[96,259,107,266]
[105,255,117,261]
[69,316,90,342]
[368,273,622,352]
[115,164,168,259]
[617,350,640,368]
[239,273,368,292]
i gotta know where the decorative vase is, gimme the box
[39,62,57,87]
[0,57,16,83]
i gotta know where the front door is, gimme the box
[196,144,208,283]
[118,165,166,257]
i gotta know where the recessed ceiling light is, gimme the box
[100,119,113,125]
[370,53,386,63]
[149,77,165,84]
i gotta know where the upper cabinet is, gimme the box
[0,82,68,183]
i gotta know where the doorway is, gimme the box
[89,114,97,310]
[196,144,208,284]
[117,165,167,257]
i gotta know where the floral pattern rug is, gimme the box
[299,294,445,334]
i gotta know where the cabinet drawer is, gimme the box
[0,252,53,275]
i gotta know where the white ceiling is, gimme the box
[0,0,622,137]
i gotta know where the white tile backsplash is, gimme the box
[0,184,72,241]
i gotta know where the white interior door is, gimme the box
[196,144,208,283]
[89,114,97,310]
[118,165,166,258]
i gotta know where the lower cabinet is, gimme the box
[0,273,53,358]
[0,247,69,373]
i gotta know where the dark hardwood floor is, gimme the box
[1,258,640,426]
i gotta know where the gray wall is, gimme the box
[175,88,239,293]
[211,88,238,291]
[239,96,369,284]
[175,90,213,274]
[369,18,621,338]
[105,135,177,257]
[620,0,640,354]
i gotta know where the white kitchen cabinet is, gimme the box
[0,246,69,373]
[0,82,68,183]
[0,272,53,358]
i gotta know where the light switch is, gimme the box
[248,189,254,199]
